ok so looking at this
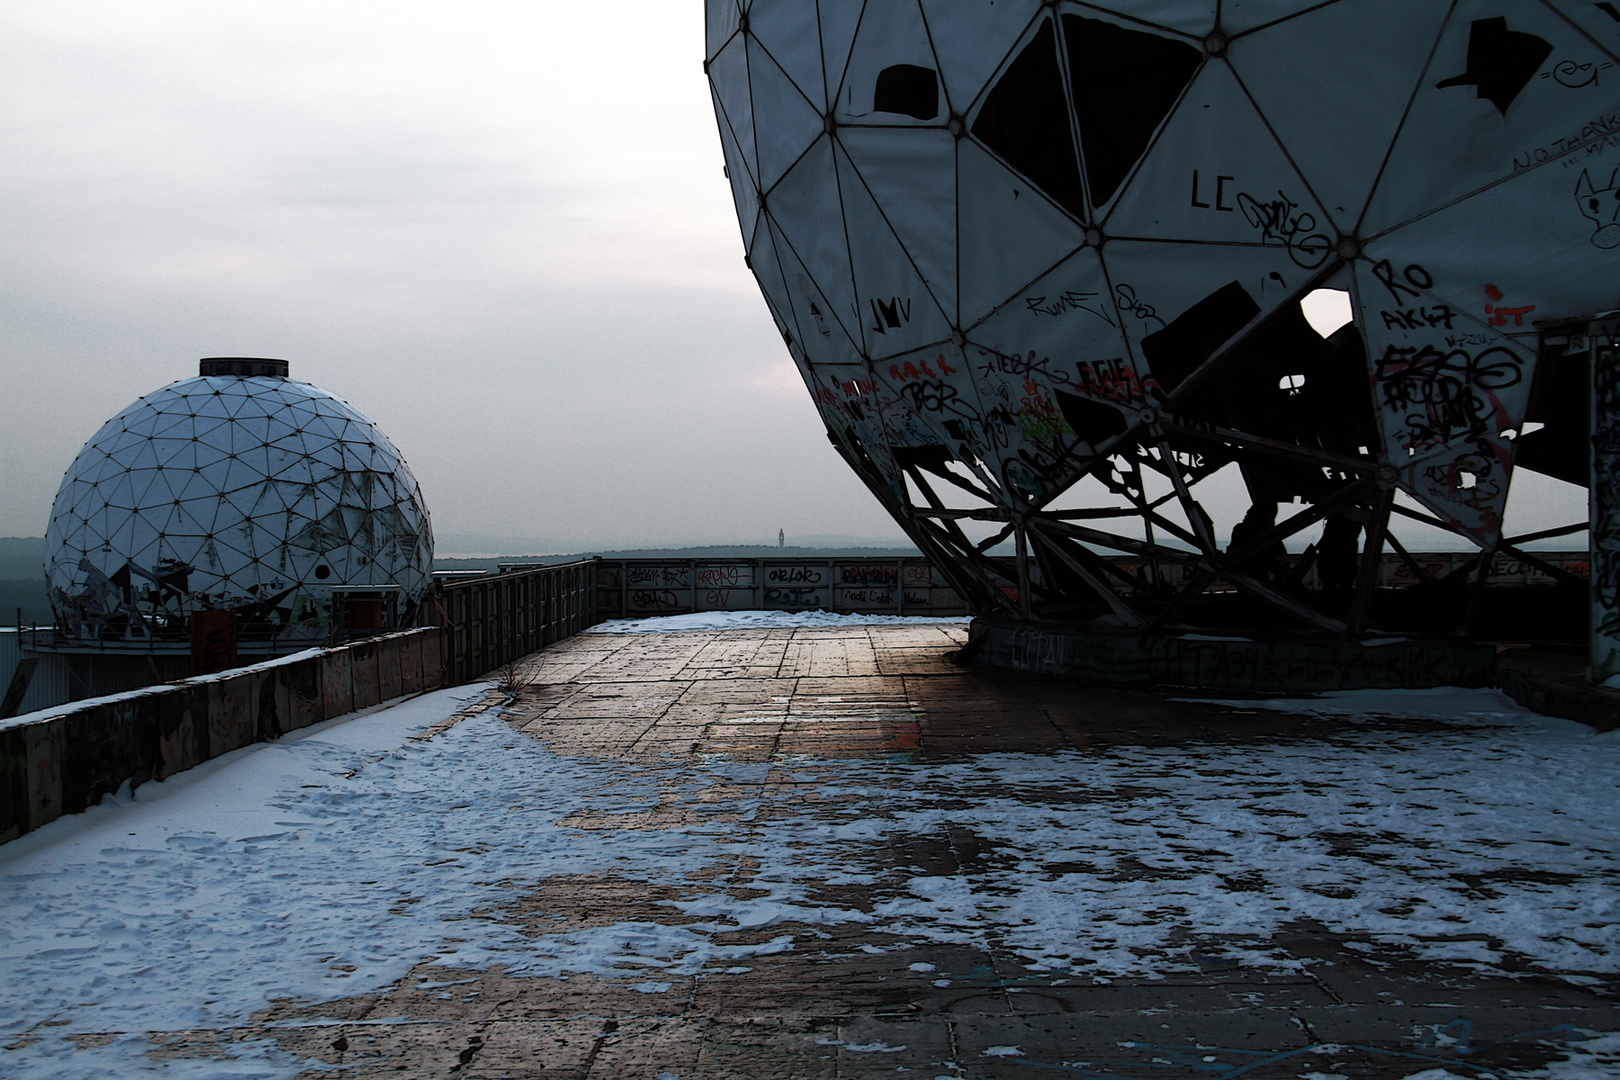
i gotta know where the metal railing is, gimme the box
[430,559,596,683]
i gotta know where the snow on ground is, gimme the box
[1,684,1618,1076]
[587,609,972,633]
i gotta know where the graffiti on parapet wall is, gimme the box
[839,565,899,586]
[765,588,826,608]
[628,566,690,588]
[631,590,683,612]
[696,566,746,588]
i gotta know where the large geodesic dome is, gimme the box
[45,359,433,645]
[707,1,1620,632]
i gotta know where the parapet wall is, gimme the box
[964,618,1498,694]
[0,627,444,845]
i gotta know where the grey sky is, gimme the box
[0,1,908,553]
[0,2,1587,555]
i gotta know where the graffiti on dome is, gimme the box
[709,0,1615,628]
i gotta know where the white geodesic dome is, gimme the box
[44,362,433,644]
[707,0,1620,629]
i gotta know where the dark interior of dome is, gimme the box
[1062,13,1202,206]
[873,64,940,120]
[970,19,1086,217]
[1517,344,1589,487]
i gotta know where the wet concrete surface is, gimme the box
[114,626,1620,1076]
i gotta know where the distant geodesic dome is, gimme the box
[706,1,1620,630]
[44,359,433,645]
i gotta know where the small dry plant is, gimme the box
[495,659,535,698]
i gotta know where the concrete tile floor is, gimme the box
[135,625,1620,1076]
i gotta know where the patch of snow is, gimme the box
[908,961,936,972]
[1512,1031,1620,1078]
[0,637,407,732]
[4,681,1620,1076]
[982,1045,1024,1057]
[630,981,672,994]
[587,610,971,634]
[845,1041,907,1053]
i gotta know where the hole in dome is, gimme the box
[1278,373,1306,393]
[1062,14,1202,206]
[972,19,1085,217]
[314,564,331,580]
[874,64,939,120]
[1301,288,1353,337]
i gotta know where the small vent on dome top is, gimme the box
[199,357,289,378]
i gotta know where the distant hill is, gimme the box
[0,537,44,580]
[0,538,48,626]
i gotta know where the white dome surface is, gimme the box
[707,0,1620,625]
[45,372,433,644]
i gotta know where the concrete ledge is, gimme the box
[1494,650,1620,731]
[0,627,445,845]
[963,618,1496,693]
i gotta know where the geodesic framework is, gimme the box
[707,0,1620,632]
[44,361,433,645]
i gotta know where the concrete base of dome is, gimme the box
[959,617,1497,694]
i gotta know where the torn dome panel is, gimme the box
[710,0,1614,631]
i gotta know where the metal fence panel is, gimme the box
[431,560,597,684]
[589,553,1590,623]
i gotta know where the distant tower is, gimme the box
[778,529,785,549]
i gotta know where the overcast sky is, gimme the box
[0,2,1586,555]
[0,0,912,553]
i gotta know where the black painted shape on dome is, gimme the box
[1054,389,1128,444]
[972,19,1085,217]
[891,443,955,477]
[874,64,940,120]
[1434,17,1552,116]
[1139,280,1258,393]
[1063,14,1202,207]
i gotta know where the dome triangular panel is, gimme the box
[834,139,953,359]
[1229,0,1448,233]
[1105,59,1331,251]
[838,125,958,329]
[957,138,1086,327]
